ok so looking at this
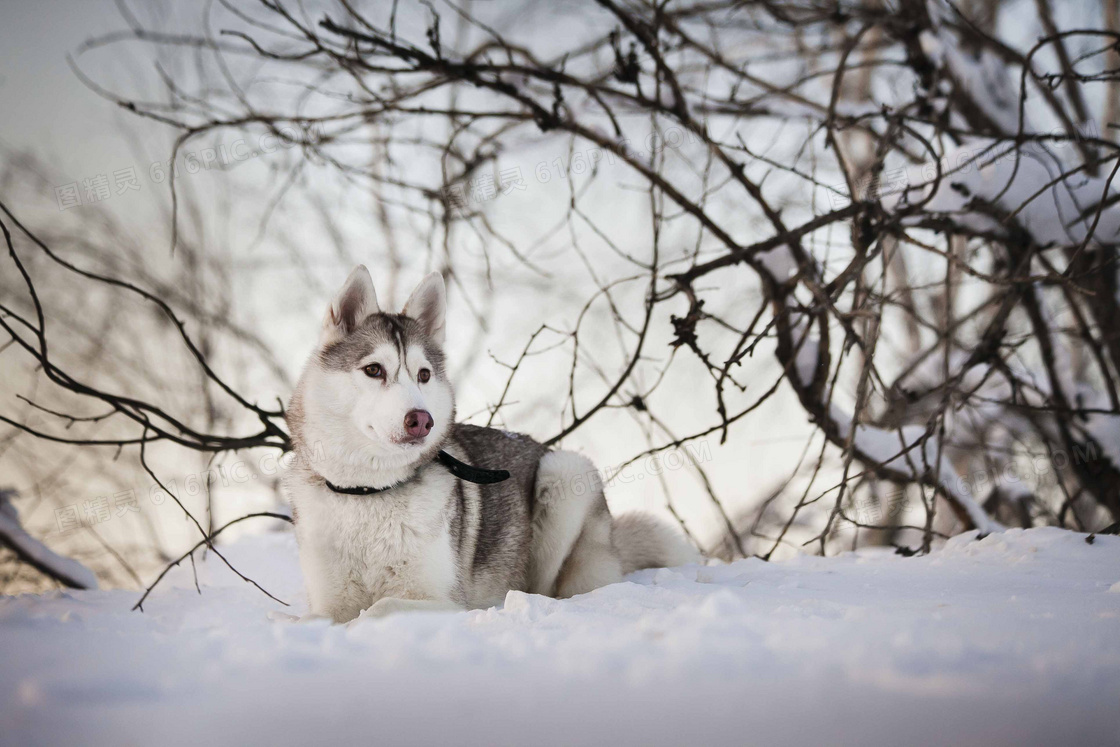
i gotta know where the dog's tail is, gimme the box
[612,512,701,574]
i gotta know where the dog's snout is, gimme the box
[404,409,434,440]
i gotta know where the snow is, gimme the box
[3,528,1118,745]
[922,29,1021,136]
[793,332,820,387]
[913,145,1120,249]
[779,329,999,535]
[1082,412,1120,473]
[828,405,1001,534]
[0,490,98,590]
[757,244,797,281]
[896,23,1120,255]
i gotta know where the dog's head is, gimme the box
[291,266,454,471]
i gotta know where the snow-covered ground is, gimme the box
[2,527,1118,746]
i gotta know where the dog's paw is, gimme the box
[346,597,410,626]
[350,597,462,625]
[365,597,413,618]
[267,610,301,623]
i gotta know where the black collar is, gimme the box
[323,450,511,496]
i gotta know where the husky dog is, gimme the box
[282,266,697,622]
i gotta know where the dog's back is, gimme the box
[443,424,547,605]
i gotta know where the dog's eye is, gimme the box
[362,363,384,379]
[418,368,431,384]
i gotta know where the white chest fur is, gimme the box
[287,468,459,622]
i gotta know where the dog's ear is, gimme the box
[402,271,446,344]
[322,265,379,344]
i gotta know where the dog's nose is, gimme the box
[403,409,434,440]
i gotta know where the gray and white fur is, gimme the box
[282,266,698,623]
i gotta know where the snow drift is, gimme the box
[1,527,1118,746]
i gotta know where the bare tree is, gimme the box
[4,0,1120,598]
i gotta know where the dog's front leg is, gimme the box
[353,597,463,622]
